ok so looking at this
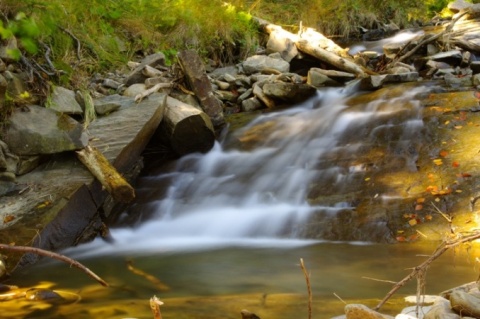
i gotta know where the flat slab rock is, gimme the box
[0,93,166,270]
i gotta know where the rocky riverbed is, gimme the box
[2,1,480,318]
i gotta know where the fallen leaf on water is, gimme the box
[416,197,425,204]
[3,215,15,224]
[474,91,480,99]
[396,236,407,242]
[397,230,405,234]
[425,214,433,221]
[439,150,448,157]
[408,233,420,241]
[415,204,423,211]
[433,158,443,166]
[454,125,463,129]
[452,161,460,168]
[408,219,418,226]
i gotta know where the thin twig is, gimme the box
[361,276,397,284]
[374,231,480,311]
[126,259,170,291]
[300,258,312,319]
[0,244,109,287]
[333,292,347,305]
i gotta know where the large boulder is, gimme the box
[262,81,316,103]
[3,105,88,155]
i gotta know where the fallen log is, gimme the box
[177,50,225,128]
[253,17,368,77]
[76,145,135,203]
[161,96,215,156]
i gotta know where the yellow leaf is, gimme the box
[408,219,418,226]
[433,159,443,166]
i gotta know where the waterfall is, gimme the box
[69,84,429,257]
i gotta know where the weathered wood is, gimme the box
[177,50,225,127]
[76,145,135,203]
[162,96,215,156]
[134,83,172,102]
[253,17,368,77]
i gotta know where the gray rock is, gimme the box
[48,86,83,114]
[344,304,393,319]
[308,69,340,87]
[471,61,480,74]
[209,66,239,79]
[215,90,237,102]
[384,72,419,83]
[16,155,41,175]
[359,75,388,90]
[448,0,472,12]
[0,172,15,182]
[242,55,290,75]
[444,72,472,88]
[424,297,460,319]
[102,78,123,90]
[0,140,19,173]
[94,94,132,116]
[4,71,27,99]
[223,73,237,83]
[215,80,230,90]
[241,97,263,112]
[309,68,355,83]
[145,76,171,88]
[0,37,18,63]
[263,81,316,103]
[3,105,88,155]
[450,290,480,317]
[429,50,463,66]
[238,88,253,102]
[124,52,166,86]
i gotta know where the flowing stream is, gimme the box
[8,77,480,318]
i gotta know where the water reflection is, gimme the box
[10,242,480,319]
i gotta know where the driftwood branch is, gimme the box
[0,244,108,287]
[387,10,469,68]
[374,231,480,311]
[134,83,172,102]
[76,145,135,203]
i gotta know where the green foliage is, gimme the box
[0,11,40,59]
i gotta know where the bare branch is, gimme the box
[0,244,109,287]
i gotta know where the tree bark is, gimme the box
[76,145,135,203]
[177,50,225,127]
[161,96,215,156]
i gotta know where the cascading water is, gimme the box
[71,83,430,258]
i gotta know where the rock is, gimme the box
[0,172,15,182]
[241,97,263,112]
[93,94,131,115]
[48,86,83,114]
[429,50,463,66]
[16,155,41,175]
[262,81,316,103]
[471,61,480,74]
[310,68,355,83]
[102,78,123,90]
[307,69,339,87]
[0,37,18,63]
[4,71,28,99]
[0,140,19,173]
[215,80,230,90]
[345,304,393,319]
[3,105,88,155]
[384,72,419,83]
[359,75,388,90]
[144,76,172,88]
[450,290,480,317]
[215,90,238,102]
[242,54,290,75]
[424,297,460,319]
[448,0,472,12]
[252,81,276,108]
[124,52,166,86]
[123,83,147,97]
[238,88,253,102]
[444,72,472,88]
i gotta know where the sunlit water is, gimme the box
[7,84,480,318]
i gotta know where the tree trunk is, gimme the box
[161,96,215,156]
[177,49,225,128]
